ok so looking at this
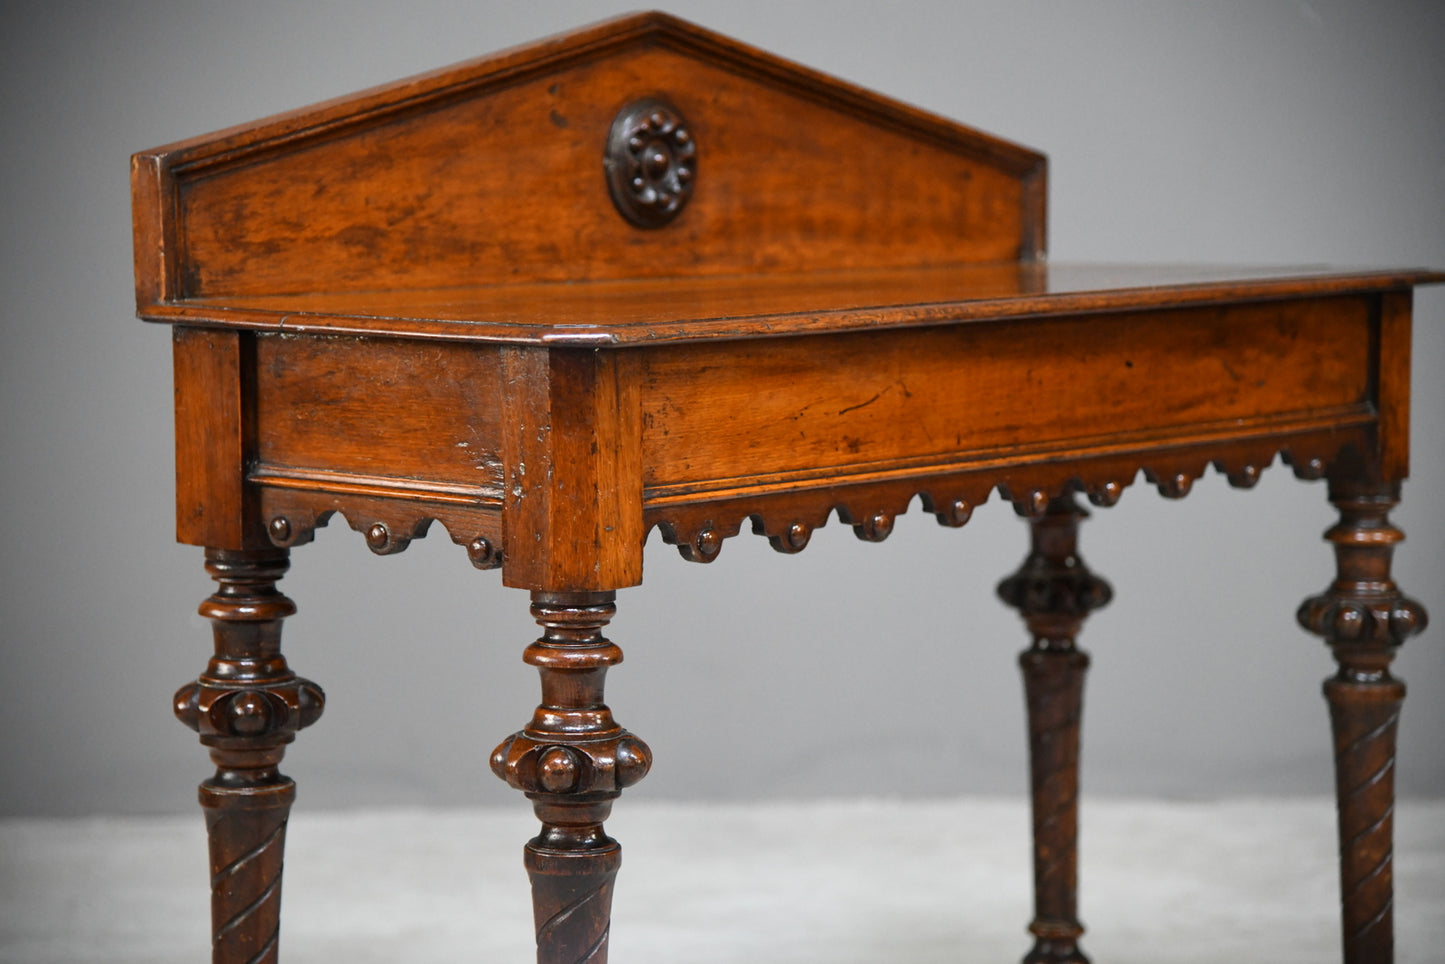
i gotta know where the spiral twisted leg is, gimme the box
[1298,479,1425,964]
[173,548,324,964]
[491,592,651,964]
[999,494,1111,964]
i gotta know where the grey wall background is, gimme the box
[1,1,1441,818]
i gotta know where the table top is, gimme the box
[139,262,1443,347]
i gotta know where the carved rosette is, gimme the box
[604,98,696,228]
[491,592,651,962]
[174,548,324,963]
[1296,480,1426,964]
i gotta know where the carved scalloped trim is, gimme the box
[647,437,1358,564]
[259,488,503,569]
[250,436,1358,570]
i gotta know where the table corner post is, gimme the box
[493,345,649,960]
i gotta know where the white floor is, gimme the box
[2,797,1442,963]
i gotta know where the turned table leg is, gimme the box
[172,548,324,964]
[1297,479,1426,964]
[491,591,651,963]
[998,494,1112,964]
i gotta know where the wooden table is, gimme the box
[132,13,1441,964]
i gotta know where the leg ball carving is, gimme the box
[999,495,1111,964]
[492,591,651,964]
[175,548,323,964]
[1297,480,1426,964]
[997,496,1112,640]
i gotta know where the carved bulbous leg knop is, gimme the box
[998,494,1112,964]
[173,548,324,964]
[1298,480,1426,964]
[491,591,652,964]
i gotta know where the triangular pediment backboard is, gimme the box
[132,11,1045,306]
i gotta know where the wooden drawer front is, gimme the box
[253,334,505,496]
[639,295,1375,497]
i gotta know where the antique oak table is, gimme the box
[132,13,1441,964]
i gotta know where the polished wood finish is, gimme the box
[490,592,650,961]
[999,495,1111,964]
[1297,470,1427,964]
[173,548,323,962]
[173,328,266,551]
[140,261,1436,345]
[134,12,1442,963]
[130,14,1041,307]
[499,348,644,591]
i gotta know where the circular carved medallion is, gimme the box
[604,98,695,228]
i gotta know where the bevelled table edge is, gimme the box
[136,263,1445,347]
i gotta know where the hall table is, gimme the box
[131,12,1442,964]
